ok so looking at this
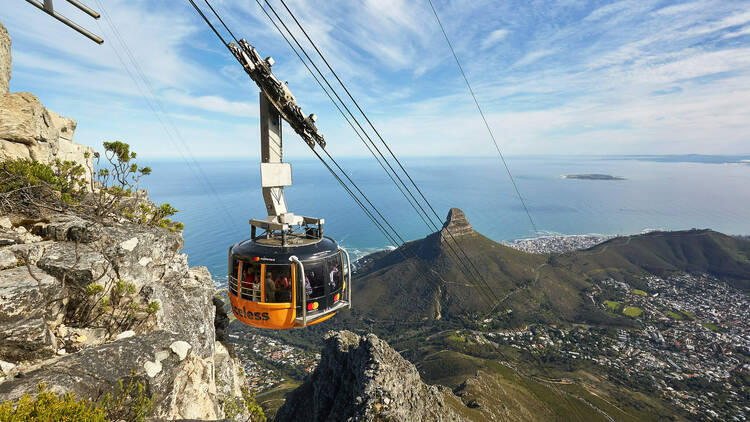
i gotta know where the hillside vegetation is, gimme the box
[352,220,750,328]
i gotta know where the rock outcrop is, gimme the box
[0,21,93,185]
[274,330,465,422]
[439,207,475,241]
[1,22,10,94]
[0,93,93,183]
[0,21,250,419]
[0,330,222,419]
[0,265,64,361]
[0,212,250,420]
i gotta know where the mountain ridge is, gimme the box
[351,209,750,327]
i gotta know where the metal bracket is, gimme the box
[25,0,104,44]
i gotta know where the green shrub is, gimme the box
[0,159,86,210]
[0,376,154,421]
[0,142,184,231]
[93,141,150,218]
[0,383,106,421]
[146,301,160,315]
[86,283,105,296]
[134,202,182,230]
[241,386,266,422]
[99,374,153,422]
[73,277,155,334]
[93,141,183,230]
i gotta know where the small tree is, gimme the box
[94,141,151,218]
[92,141,183,231]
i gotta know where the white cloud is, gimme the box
[162,90,259,118]
[3,0,750,158]
[481,28,509,50]
[722,25,750,38]
[513,50,553,67]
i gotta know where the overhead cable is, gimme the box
[253,1,496,310]
[275,0,501,304]
[426,0,538,235]
[190,0,497,311]
[96,0,237,230]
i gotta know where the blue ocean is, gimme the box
[139,155,750,284]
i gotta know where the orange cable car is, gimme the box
[228,232,351,329]
[224,40,352,329]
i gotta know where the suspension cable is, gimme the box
[263,0,491,288]
[259,2,497,309]
[254,1,433,233]
[266,0,499,306]
[426,0,538,235]
[275,0,500,303]
[260,0,436,233]
[189,0,498,310]
[201,0,239,45]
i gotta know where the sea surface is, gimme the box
[139,155,750,284]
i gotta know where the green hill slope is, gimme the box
[354,229,548,318]
[352,211,750,326]
[559,229,750,292]
[406,330,680,422]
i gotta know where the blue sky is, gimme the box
[2,0,750,159]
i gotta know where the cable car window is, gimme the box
[265,264,292,303]
[229,258,240,296]
[304,261,327,301]
[239,261,262,302]
[326,254,343,291]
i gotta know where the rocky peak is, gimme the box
[273,330,464,422]
[439,208,474,241]
[1,21,10,94]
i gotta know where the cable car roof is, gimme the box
[231,236,340,265]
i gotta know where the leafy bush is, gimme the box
[93,141,182,230]
[72,275,160,335]
[93,141,150,218]
[98,374,153,422]
[0,158,87,212]
[241,386,266,422]
[0,383,106,421]
[0,158,84,195]
[0,141,183,231]
[0,377,154,422]
[220,386,266,421]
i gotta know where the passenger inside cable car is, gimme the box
[274,272,292,302]
[239,262,261,302]
[264,271,275,302]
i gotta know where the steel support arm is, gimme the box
[25,0,103,44]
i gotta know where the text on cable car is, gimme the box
[232,305,270,321]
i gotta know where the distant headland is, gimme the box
[564,174,626,180]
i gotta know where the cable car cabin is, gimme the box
[228,233,351,329]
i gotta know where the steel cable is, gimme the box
[275,0,501,304]
[426,0,539,236]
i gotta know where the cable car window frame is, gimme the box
[238,260,262,302]
[229,255,239,297]
[263,263,294,304]
[295,252,345,314]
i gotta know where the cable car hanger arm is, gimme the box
[228,40,325,149]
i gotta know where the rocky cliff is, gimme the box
[438,207,475,241]
[0,21,252,421]
[273,330,465,422]
[0,21,93,186]
[0,212,251,420]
